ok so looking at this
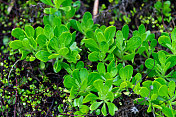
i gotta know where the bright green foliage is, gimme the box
[114,24,145,61]
[154,1,172,23]
[136,78,176,116]
[145,51,176,79]
[7,0,176,116]
[83,79,118,116]
[70,12,98,35]
[82,26,116,62]
[9,0,81,73]
[159,28,176,55]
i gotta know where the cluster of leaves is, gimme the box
[2,0,176,116]
[9,0,81,73]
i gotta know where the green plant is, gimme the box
[70,12,99,35]
[145,51,176,79]
[158,28,176,55]
[9,0,81,73]
[5,0,176,116]
[154,1,172,23]
[135,78,176,117]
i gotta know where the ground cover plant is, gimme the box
[1,0,176,116]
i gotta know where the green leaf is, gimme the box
[145,58,155,69]
[72,69,80,84]
[49,37,59,51]
[96,32,106,43]
[60,6,71,11]
[83,93,98,103]
[119,65,133,81]
[9,40,23,50]
[28,37,37,49]
[21,50,30,60]
[108,45,116,54]
[151,94,158,101]
[120,81,127,89]
[158,85,168,97]
[98,52,106,61]
[107,60,117,77]
[158,51,166,65]
[29,56,36,61]
[35,26,44,38]
[166,56,176,68]
[35,50,51,62]
[88,51,99,62]
[44,8,54,14]
[168,81,175,97]
[22,38,31,50]
[76,61,84,70]
[162,106,174,117]
[83,12,92,23]
[40,0,53,6]
[93,79,104,93]
[154,1,162,11]
[69,86,77,100]
[155,78,166,85]
[64,75,76,89]
[104,26,116,43]
[100,41,109,53]
[11,28,25,40]
[139,87,149,98]
[36,34,48,48]
[52,16,61,27]
[54,25,69,37]
[53,0,65,9]
[80,79,87,91]
[88,72,102,86]
[59,32,72,47]
[82,12,93,29]
[58,47,69,56]
[53,60,62,73]
[158,36,172,49]
[62,62,72,74]
[136,46,146,55]
[82,14,93,30]
[150,39,157,48]
[116,30,123,50]
[70,19,79,31]
[83,39,99,51]
[123,53,135,61]
[97,62,106,74]
[80,68,88,82]
[90,101,103,111]
[25,25,34,37]
[171,28,176,42]
[65,6,76,20]
[105,79,113,89]
[122,24,129,40]
[106,102,116,116]
[106,92,114,102]
[101,103,107,116]
[152,81,161,94]
[48,54,60,59]
[126,36,141,52]
[44,24,54,39]
[79,105,89,114]
[142,80,152,89]
[138,24,145,34]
